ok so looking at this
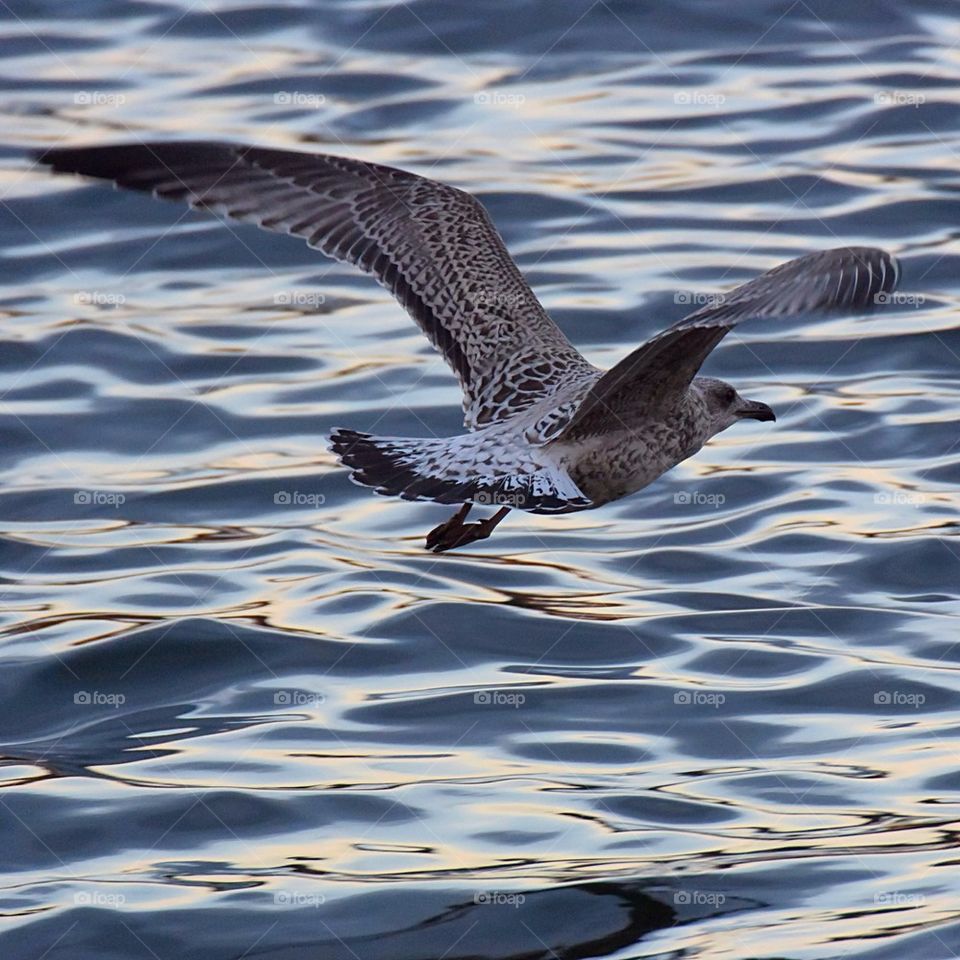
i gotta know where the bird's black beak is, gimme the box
[737,399,776,422]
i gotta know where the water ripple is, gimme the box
[2,1,960,957]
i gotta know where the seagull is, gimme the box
[36,142,899,552]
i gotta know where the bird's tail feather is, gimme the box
[328,428,590,514]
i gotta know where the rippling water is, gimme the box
[3,1,960,957]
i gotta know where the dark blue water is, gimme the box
[2,1,960,957]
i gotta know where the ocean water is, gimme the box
[2,1,960,957]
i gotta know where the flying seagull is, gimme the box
[36,142,899,552]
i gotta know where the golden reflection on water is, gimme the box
[6,10,960,956]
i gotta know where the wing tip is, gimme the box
[31,140,238,183]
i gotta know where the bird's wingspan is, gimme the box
[553,246,900,440]
[35,141,594,429]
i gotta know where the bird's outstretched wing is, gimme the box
[35,141,594,429]
[555,246,900,440]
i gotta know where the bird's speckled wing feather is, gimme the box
[36,141,595,429]
[556,246,900,439]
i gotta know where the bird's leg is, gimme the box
[425,502,472,552]
[425,505,510,553]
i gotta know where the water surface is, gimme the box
[2,1,960,957]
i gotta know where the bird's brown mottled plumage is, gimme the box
[35,140,901,546]
[35,141,594,431]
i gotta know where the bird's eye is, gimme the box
[722,386,736,405]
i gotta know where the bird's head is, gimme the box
[695,377,776,435]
